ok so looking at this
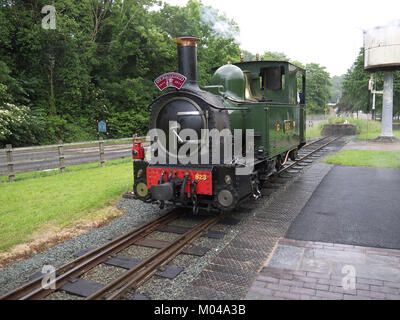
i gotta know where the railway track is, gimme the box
[278,136,342,176]
[87,213,224,300]
[0,136,343,300]
[0,207,225,300]
[0,209,180,300]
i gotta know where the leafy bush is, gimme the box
[107,109,149,138]
[37,116,98,145]
[0,103,43,147]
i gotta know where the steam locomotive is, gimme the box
[132,36,306,213]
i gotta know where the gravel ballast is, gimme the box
[0,199,162,297]
[0,139,341,300]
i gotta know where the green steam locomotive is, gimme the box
[132,36,306,213]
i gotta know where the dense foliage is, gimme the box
[0,0,241,146]
[1,0,333,147]
[304,63,331,114]
[338,48,400,116]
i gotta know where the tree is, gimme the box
[339,49,372,114]
[339,48,400,117]
[260,51,288,61]
[242,50,255,62]
[305,63,331,114]
[152,0,241,86]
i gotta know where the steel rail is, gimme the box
[87,213,225,300]
[0,209,179,300]
[278,136,342,175]
[302,136,329,149]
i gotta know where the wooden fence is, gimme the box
[0,137,147,183]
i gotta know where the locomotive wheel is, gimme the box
[275,159,283,172]
[289,149,298,161]
[215,185,238,212]
[134,180,150,200]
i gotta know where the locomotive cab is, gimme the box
[210,60,306,160]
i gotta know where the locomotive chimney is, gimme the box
[175,36,199,90]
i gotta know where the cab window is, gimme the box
[260,66,285,91]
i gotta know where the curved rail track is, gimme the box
[277,136,342,175]
[0,135,342,300]
[0,210,180,300]
[87,213,224,300]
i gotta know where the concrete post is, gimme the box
[380,71,394,138]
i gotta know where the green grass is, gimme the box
[0,158,132,183]
[358,128,400,140]
[323,150,400,169]
[306,120,328,140]
[327,117,400,140]
[0,161,133,251]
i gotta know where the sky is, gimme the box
[163,0,400,76]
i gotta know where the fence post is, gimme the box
[99,137,105,167]
[58,140,65,173]
[6,144,15,183]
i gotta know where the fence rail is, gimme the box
[1,136,147,183]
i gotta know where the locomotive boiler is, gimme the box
[132,36,306,213]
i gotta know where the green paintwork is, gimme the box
[210,64,245,100]
[204,61,306,158]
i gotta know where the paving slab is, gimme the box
[267,245,304,270]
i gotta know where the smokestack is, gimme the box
[175,36,199,90]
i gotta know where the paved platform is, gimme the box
[247,164,400,300]
[286,165,400,249]
[247,238,400,300]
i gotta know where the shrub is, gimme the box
[0,103,43,147]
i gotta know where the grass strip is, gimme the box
[0,160,133,251]
[323,150,400,169]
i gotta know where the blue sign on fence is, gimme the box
[98,121,107,133]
